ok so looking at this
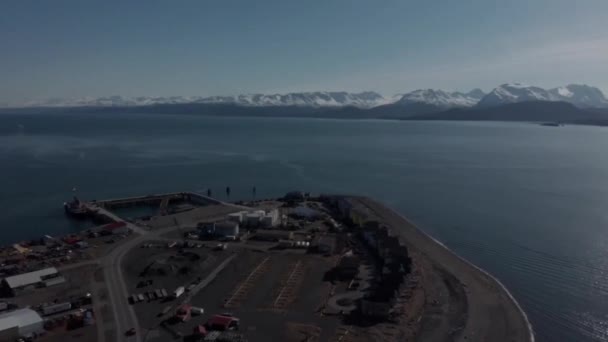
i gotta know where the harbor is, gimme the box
[0,191,535,342]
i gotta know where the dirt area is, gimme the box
[12,265,96,309]
[416,263,468,342]
[248,200,283,211]
[85,233,137,259]
[121,244,362,342]
[186,250,344,342]
[40,324,97,342]
[121,241,235,339]
[144,205,243,230]
[350,197,533,342]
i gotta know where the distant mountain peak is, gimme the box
[396,88,484,108]
[224,91,386,108]
[548,84,608,108]
[465,88,486,99]
[478,83,608,108]
[478,84,554,107]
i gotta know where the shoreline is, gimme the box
[385,202,536,342]
[350,196,535,342]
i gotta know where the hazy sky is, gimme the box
[2,0,607,104]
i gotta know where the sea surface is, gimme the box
[1,112,608,341]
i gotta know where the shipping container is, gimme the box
[42,302,72,316]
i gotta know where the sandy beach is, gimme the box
[349,196,534,342]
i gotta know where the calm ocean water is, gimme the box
[1,112,607,341]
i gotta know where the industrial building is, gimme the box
[226,209,279,228]
[260,209,279,227]
[0,308,44,340]
[215,221,239,237]
[1,267,64,296]
[198,221,239,238]
[244,211,266,227]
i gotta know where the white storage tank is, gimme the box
[245,212,262,227]
[227,212,244,223]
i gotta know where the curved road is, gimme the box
[91,196,248,342]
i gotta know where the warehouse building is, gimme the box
[0,308,44,340]
[198,221,239,238]
[226,209,280,228]
[1,267,64,296]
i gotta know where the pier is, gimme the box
[66,192,223,222]
[93,192,222,210]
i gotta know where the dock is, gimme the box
[93,192,222,210]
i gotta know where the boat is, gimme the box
[540,122,563,127]
[64,196,89,218]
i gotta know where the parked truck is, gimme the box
[191,306,205,315]
[173,286,185,299]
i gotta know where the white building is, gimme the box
[0,308,44,340]
[2,267,64,295]
[260,209,279,228]
[234,209,280,228]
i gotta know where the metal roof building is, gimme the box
[3,267,60,290]
[0,308,44,340]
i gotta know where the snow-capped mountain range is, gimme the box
[478,83,608,108]
[14,84,608,109]
[395,88,485,108]
[22,92,387,109]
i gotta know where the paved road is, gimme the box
[104,234,147,342]
[95,199,252,342]
[101,231,246,341]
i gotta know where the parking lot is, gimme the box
[121,241,347,341]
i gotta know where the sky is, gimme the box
[1,0,608,104]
